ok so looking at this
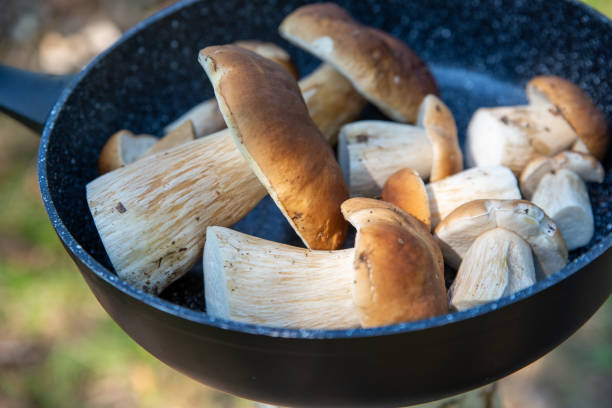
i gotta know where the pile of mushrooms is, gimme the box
[85,2,609,330]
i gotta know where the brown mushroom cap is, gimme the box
[434,199,568,277]
[341,198,447,327]
[279,3,438,123]
[234,40,299,79]
[381,168,431,230]
[417,95,463,181]
[97,129,157,174]
[141,120,196,158]
[526,76,610,161]
[199,44,349,250]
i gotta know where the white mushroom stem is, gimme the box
[448,228,536,311]
[204,226,359,329]
[164,98,226,138]
[427,166,521,228]
[338,121,433,196]
[87,129,266,294]
[531,168,594,251]
[466,103,578,174]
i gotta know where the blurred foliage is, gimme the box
[0,1,611,407]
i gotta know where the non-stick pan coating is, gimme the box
[38,0,612,405]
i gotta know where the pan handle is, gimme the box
[0,64,74,134]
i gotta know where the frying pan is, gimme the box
[1,0,611,406]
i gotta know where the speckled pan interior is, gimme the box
[40,0,612,327]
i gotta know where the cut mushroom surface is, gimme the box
[97,130,158,174]
[280,3,438,123]
[204,198,447,329]
[448,227,536,311]
[520,151,603,250]
[87,129,266,294]
[466,75,610,174]
[426,165,521,228]
[200,44,349,250]
[434,199,568,277]
[338,95,461,196]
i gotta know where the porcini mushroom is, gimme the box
[164,40,299,137]
[434,199,568,278]
[381,168,431,230]
[204,198,447,329]
[466,75,610,174]
[97,129,158,174]
[140,120,196,158]
[520,151,605,250]
[279,3,438,123]
[338,94,462,196]
[88,52,362,293]
[298,63,366,144]
[87,128,266,294]
[200,44,349,250]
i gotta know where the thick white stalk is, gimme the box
[449,228,536,311]
[204,227,359,329]
[87,129,266,294]
[531,168,593,250]
[426,166,521,228]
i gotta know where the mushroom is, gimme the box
[87,128,267,294]
[434,199,568,279]
[88,53,365,293]
[466,75,610,174]
[520,151,605,250]
[381,168,431,230]
[298,63,366,145]
[338,94,462,196]
[97,129,158,174]
[381,166,521,230]
[279,3,438,123]
[164,40,299,137]
[200,44,349,250]
[204,198,447,329]
[140,120,195,158]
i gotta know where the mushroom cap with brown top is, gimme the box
[279,3,438,123]
[341,198,447,327]
[381,168,431,230]
[199,44,349,250]
[234,40,299,79]
[417,95,463,181]
[434,199,568,277]
[526,76,610,161]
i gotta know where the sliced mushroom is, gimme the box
[298,63,366,145]
[204,198,447,329]
[279,3,438,123]
[97,130,158,174]
[338,95,461,196]
[87,129,266,294]
[426,165,521,228]
[466,76,609,174]
[448,227,536,311]
[520,151,604,250]
[200,44,348,250]
[164,40,299,137]
[381,168,431,230]
[140,120,195,158]
[434,199,568,277]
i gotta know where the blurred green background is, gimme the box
[1,1,611,407]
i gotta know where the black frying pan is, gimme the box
[1,0,611,406]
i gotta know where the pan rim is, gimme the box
[38,0,612,340]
